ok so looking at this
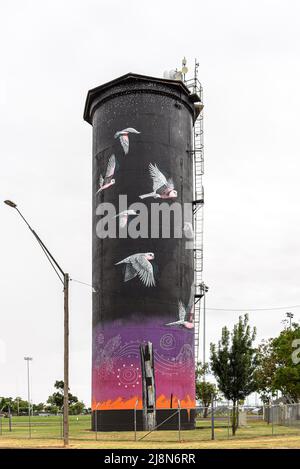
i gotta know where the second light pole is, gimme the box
[24,356,32,438]
[4,200,69,446]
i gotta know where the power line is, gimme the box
[70,278,96,292]
[206,305,300,312]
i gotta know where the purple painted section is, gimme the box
[92,316,195,409]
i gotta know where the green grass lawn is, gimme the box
[0,415,300,448]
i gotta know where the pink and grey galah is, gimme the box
[139,163,177,199]
[165,283,195,329]
[165,300,194,329]
[96,154,116,194]
[114,128,140,155]
[114,209,138,228]
[115,252,156,287]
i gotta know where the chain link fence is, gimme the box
[263,403,300,428]
[1,404,300,443]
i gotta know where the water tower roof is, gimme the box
[83,72,200,125]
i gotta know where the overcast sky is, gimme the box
[1,0,300,406]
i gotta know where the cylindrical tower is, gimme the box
[84,73,199,431]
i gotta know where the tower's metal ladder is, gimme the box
[185,63,205,363]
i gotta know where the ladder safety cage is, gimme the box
[185,61,205,363]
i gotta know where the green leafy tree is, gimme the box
[195,362,218,417]
[69,401,85,415]
[254,339,278,403]
[44,404,59,414]
[210,314,257,435]
[255,323,300,401]
[47,381,79,411]
[32,402,45,413]
[1,397,45,415]
[0,397,14,413]
[14,397,30,415]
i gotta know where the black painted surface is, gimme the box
[84,73,196,431]
[84,74,195,325]
[92,409,196,431]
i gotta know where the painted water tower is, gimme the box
[84,72,201,431]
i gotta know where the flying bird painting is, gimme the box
[165,301,194,329]
[115,252,156,287]
[95,334,122,377]
[183,222,194,240]
[139,163,177,199]
[114,128,140,155]
[96,154,116,194]
[165,283,195,329]
[114,209,138,228]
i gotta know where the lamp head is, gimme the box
[4,200,17,208]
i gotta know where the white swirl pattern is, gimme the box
[159,333,176,350]
[94,331,194,380]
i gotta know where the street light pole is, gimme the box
[203,287,206,380]
[4,200,69,446]
[202,283,209,381]
[24,356,32,438]
[63,272,69,445]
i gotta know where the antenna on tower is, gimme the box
[163,57,189,81]
[182,57,188,81]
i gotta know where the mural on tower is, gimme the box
[84,73,197,430]
[96,154,116,193]
[92,318,195,411]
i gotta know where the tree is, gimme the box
[1,397,32,415]
[210,314,257,435]
[32,402,45,414]
[47,380,79,411]
[69,401,85,415]
[195,362,218,417]
[255,323,300,402]
[14,397,30,415]
[44,403,59,414]
[254,339,277,403]
[0,397,14,413]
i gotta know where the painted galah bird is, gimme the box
[139,163,177,199]
[183,222,194,240]
[114,128,140,155]
[187,282,195,321]
[96,154,116,194]
[165,300,194,329]
[96,335,122,376]
[114,209,138,228]
[115,252,156,287]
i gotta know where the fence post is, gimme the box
[134,400,138,441]
[95,410,97,441]
[178,400,181,442]
[59,408,63,440]
[227,402,230,438]
[211,395,215,440]
[271,403,274,435]
[28,409,31,439]
[95,403,99,441]
[0,416,2,435]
